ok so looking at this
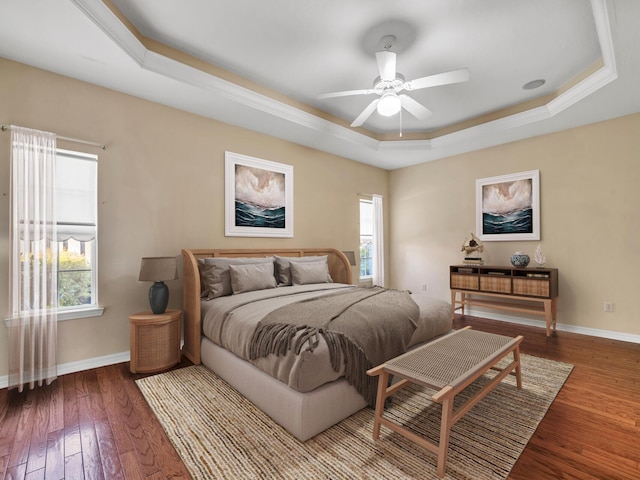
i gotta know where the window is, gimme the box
[359,199,373,279]
[54,149,100,318]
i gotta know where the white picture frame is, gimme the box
[476,170,540,241]
[225,151,294,238]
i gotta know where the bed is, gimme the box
[182,247,452,441]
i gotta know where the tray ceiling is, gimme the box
[0,0,638,169]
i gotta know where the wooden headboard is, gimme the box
[181,248,353,364]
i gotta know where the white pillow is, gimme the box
[229,262,277,294]
[290,260,333,285]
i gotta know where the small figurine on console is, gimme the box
[534,244,546,267]
[461,233,484,265]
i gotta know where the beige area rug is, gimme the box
[136,354,572,479]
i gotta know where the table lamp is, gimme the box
[138,256,178,314]
[342,251,357,266]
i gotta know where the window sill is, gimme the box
[4,307,105,327]
[57,307,105,322]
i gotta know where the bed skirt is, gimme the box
[200,337,368,441]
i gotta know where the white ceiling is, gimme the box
[0,0,639,170]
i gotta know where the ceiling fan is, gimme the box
[318,35,470,128]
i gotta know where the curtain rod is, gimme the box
[357,193,383,198]
[1,125,107,150]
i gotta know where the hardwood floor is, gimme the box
[453,316,640,480]
[0,359,194,480]
[1,316,639,479]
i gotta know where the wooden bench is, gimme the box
[367,327,523,477]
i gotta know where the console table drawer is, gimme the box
[451,274,479,290]
[513,278,550,297]
[480,276,512,294]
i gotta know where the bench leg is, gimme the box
[372,370,389,440]
[513,345,523,389]
[437,395,454,478]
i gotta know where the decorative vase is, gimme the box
[510,252,530,268]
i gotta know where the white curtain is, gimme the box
[372,194,385,287]
[8,125,58,392]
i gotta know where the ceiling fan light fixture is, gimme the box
[377,93,401,116]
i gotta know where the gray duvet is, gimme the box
[201,283,451,393]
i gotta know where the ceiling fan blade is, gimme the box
[317,88,374,99]
[375,50,396,82]
[399,95,432,120]
[351,98,380,127]
[405,68,470,91]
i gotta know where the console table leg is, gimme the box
[460,292,466,316]
[450,291,456,320]
[544,299,552,337]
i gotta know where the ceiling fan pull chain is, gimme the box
[399,108,403,138]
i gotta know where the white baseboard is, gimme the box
[0,350,130,390]
[465,308,640,344]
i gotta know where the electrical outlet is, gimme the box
[422,284,427,291]
[604,302,614,313]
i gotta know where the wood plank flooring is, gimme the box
[0,359,193,480]
[1,316,639,479]
[453,316,640,480]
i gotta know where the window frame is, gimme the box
[359,199,373,281]
[54,148,103,321]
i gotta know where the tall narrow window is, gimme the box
[371,194,384,287]
[55,149,99,314]
[359,199,373,280]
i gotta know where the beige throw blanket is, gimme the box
[249,286,419,405]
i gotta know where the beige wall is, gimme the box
[2,55,638,382]
[0,58,389,377]
[389,112,640,336]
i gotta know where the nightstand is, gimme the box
[129,309,181,373]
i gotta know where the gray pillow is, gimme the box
[229,262,277,294]
[290,260,333,285]
[274,255,328,286]
[198,257,273,299]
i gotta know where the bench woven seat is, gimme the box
[385,329,520,389]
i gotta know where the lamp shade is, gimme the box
[342,251,357,266]
[139,257,178,282]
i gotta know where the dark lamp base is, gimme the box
[149,281,169,314]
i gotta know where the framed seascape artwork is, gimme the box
[476,170,540,241]
[225,151,294,238]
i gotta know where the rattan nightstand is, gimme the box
[129,309,181,373]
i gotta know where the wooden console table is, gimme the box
[450,265,559,336]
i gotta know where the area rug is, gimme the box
[136,354,572,479]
